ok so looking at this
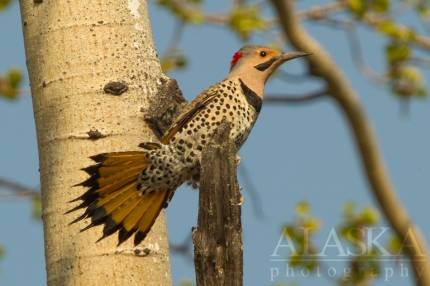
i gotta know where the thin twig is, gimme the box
[342,20,388,84]
[203,1,347,27]
[238,164,265,219]
[164,21,185,55]
[297,1,430,52]
[170,233,193,262]
[297,1,348,21]
[307,16,388,84]
[0,177,40,198]
[363,13,430,51]
[276,70,314,83]
[265,90,327,104]
[407,56,430,69]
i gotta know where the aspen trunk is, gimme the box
[19,0,172,285]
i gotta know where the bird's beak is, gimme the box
[279,51,312,63]
[254,51,312,75]
[265,51,311,73]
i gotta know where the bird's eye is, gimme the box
[259,51,267,57]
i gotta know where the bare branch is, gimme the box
[164,21,185,55]
[170,234,193,262]
[238,164,265,219]
[265,90,327,104]
[276,70,314,83]
[299,1,430,52]
[203,1,347,27]
[296,1,348,21]
[363,13,430,51]
[0,177,39,199]
[343,22,388,85]
[407,56,430,69]
[203,14,229,26]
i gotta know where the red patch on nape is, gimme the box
[230,51,243,68]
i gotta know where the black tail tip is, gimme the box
[117,228,135,246]
[80,223,95,233]
[68,213,88,225]
[90,153,106,162]
[96,233,109,244]
[134,231,147,246]
[81,164,100,175]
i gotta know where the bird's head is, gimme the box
[228,45,310,96]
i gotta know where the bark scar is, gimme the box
[143,77,187,139]
[87,129,106,140]
[104,81,128,96]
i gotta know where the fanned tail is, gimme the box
[68,151,172,246]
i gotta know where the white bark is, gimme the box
[19,0,172,285]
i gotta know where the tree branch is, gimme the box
[302,0,430,52]
[193,122,243,286]
[269,1,430,285]
[343,21,388,85]
[238,164,265,219]
[363,13,430,51]
[265,90,327,104]
[170,233,194,262]
[316,17,388,84]
[276,70,314,83]
[203,1,347,27]
[296,1,347,21]
[0,177,39,198]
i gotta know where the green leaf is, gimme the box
[417,4,430,19]
[377,20,416,41]
[370,0,390,13]
[359,207,379,225]
[416,86,427,97]
[385,42,411,63]
[347,0,367,18]
[0,68,23,100]
[388,235,403,255]
[348,0,390,16]
[302,217,321,233]
[295,201,310,215]
[390,65,427,98]
[0,0,12,11]
[282,225,296,240]
[0,245,4,258]
[157,0,203,24]
[160,52,188,73]
[179,279,193,286]
[7,68,22,88]
[342,202,356,219]
[32,195,42,220]
[228,5,267,40]
[399,66,422,82]
[289,252,301,267]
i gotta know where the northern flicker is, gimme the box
[68,45,309,246]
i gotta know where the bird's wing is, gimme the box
[161,84,220,144]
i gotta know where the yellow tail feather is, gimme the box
[68,151,173,246]
[110,193,141,225]
[123,194,158,232]
[136,191,171,240]
[99,184,137,212]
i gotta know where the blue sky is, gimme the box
[1,1,429,285]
